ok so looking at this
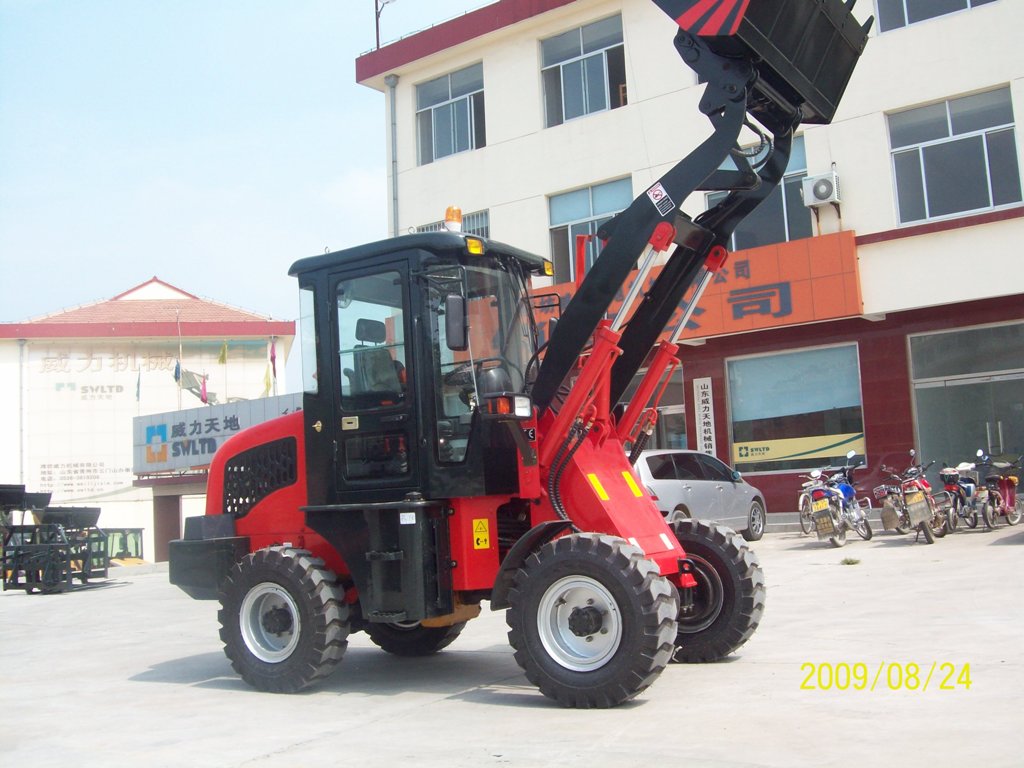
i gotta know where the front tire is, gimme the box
[366,621,466,656]
[854,517,873,541]
[670,519,765,663]
[219,547,350,693]
[506,533,678,708]
[742,500,765,542]
[798,495,814,535]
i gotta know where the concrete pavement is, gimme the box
[2,524,1022,767]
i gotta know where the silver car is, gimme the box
[635,449,767,541]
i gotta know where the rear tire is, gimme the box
[366,621,466,656]
[982,498,997,529]
[742,500,765,542]
[946,500,959,532]
[798,495,814,535]
[670,519,765,663]
[1007,498,1021,526]
[506,533,678,708]
[827,504,846,548]
[219,547,350,693]
[918,521,935,544]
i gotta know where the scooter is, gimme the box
[977,450,1023,527]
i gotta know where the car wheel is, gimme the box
[742,500,765,542]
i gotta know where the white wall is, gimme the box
[367,0,1024,316]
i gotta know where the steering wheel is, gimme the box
[442,357,506,387]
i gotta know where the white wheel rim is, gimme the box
[537,575,622,672]
[240,582,300,663]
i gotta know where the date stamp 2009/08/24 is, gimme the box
[799,662,972,692]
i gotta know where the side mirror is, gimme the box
[731,470,742,482]
[444,294,468,351]
[909,449,916,459]
[810,469,822,479]
[977,449,984,458]
[846,450,856,460]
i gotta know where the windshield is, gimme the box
[427,258,536,462]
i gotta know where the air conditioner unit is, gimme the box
[802,171,841,206]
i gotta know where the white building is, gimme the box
[355,0,1024,512]
[0,277,293,560]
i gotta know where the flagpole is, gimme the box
[271,336,278,396]
[176,308,183,410]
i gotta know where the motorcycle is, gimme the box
[805,450,873,547]
[797,469,827,536]
[977,450,1023,527]
[939,457,994,531]
[874,450,949,544]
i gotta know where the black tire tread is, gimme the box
[366,621,466,656]
[218,546,350,693]
[506,533,678,708]
[671,518,765,663]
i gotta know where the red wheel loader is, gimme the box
[169,0,872,707]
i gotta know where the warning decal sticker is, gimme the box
[646,182,675,216]
[472,518,490,550]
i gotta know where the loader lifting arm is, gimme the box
[530,0,873,413]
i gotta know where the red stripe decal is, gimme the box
[677,0,719,31]
[702,0,740,35]
[727,0,751,34]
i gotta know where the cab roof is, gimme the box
[288,231,547,278]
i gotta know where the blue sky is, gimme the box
[0,0,487,332]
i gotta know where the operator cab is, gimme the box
[289,232,549,507]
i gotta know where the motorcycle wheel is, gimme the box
[828,506,846,548]
[1007,498,1021,526]
[929,498,947,538]
[798,495,814,536]
[965,510,978,529]
[918,521,935,544]
[946,504,959,532]
[854,517,873,541]
[982,499,997,530]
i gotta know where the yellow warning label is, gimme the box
[622,471,644,498]
[472,518,490,550]
[587,473,610,501]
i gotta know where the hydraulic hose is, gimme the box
[548,421,588,527]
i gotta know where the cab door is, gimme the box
[330,264,420,503]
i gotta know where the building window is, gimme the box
[548,177,632,284]
[727,345,865,473]
[876,0,998,33]
[888,87,1021,224]
[910,322,1024,464]
[541,15,626,128]
[705,136,811,251]
[416,63,485,165]
[417,210,490,238]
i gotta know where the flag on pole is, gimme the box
[269,339,277,379]
[262,364,272,397]
[173,360,181,383]
[201,374,208,404]
[218,341,228,365]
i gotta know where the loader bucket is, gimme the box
[652,0,873,123]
